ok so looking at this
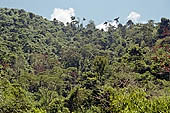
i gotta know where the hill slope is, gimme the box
[0,8,170,113]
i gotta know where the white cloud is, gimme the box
[127,11,141,22]
[51,8,75,25]
[96,21,118,31]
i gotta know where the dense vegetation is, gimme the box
[0,8,170,113]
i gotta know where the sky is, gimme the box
[0,0,170,27]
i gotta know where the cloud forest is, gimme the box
[0,8,170,113]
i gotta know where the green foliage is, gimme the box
[122,45,150,74]
[110,87,170,113]
[0,77,34,113]
[0,8,170,113]
[32,108,46,113]
[93,56,109,76]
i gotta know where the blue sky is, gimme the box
[0,0,170,25]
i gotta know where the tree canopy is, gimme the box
[0,8,170,113]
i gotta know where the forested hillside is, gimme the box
[0,8,170,113]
